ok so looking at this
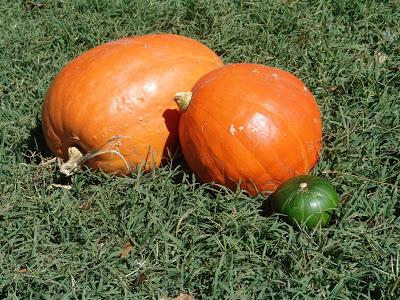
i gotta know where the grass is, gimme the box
[0,0,399,298]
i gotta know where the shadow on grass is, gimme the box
[259,197,273,217]
[18,119,78,187]
[395,202,400,218]
[25,120,52,164]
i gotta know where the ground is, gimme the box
[0,0,399,299]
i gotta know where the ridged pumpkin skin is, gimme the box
[270,175,339,228]
[42,33,223,174]
[177,63,322,195]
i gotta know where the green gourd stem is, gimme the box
[299,182,308,190]
[174,92,193,111]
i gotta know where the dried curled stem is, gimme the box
[59,137,129,176]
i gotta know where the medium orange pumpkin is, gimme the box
[175,63,322,195]
[42,33,223,175]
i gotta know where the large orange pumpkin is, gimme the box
[175,63,322,195]
[42,33,223,175]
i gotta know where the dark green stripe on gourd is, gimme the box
[270,175,339,229]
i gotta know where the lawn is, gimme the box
[0,0,399,299]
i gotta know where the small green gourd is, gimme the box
[270,175,340,229]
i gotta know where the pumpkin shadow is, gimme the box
[25,119,52,164]
[159,108,196,185]
[24,120,75,186]
[161,108,182,165]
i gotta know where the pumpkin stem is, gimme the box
[174,92,192,111]
[59,146,85,176]
[59,137,130,176]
